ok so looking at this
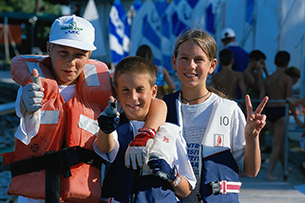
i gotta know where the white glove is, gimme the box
[21,73,44,112]
[125,138,154,170]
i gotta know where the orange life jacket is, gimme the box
[2,55,113,202]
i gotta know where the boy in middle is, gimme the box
[94,56,196,202]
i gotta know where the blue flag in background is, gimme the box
[187,0,199,9]
[124,0,143,57]
[83,0,106,58]
[153,0,169,70]
[246,0,254,25]
[161,0,180,72]
[155,0,168,17]
[109,0,127,64]
[131,0,143,12]
[171,0,192,41]
[129,0,162,66]
[206,3,215,34]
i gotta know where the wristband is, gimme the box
[138,127,156,138]
[170,173,182,187]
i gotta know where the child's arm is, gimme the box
[14,68,44,145]
[96,96,120,153]
[125,98,167,169]
[148,156,192,198]
[96,129,115,153]
[170,175,192,198]
[263,64,269,78]
[20,69,44,115]
[163,68,176,94]
[243,95,268,177]
[287,97,305,128]
[143,98,167,130]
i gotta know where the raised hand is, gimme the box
[245,95,268,138]
[21,69,44,113]
[98,96,120,134]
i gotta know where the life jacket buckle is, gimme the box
[210,181,221,195]
[57,146,81,168]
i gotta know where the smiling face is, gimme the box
[172,39,217,92]
[47,42,91,85]
[115,73,157,121]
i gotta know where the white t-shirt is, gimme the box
[178,93,246,203]
[180,93,214,203]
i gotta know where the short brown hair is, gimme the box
[113,56,157,88]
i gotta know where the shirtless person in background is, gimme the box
[260,51,293,181]
[212,49,246,100]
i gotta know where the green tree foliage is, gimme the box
[1,0,63,15]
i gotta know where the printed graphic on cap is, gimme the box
[61,21,84,35]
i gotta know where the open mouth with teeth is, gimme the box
[184,73,197,77]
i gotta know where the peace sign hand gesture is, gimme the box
[243,95,268,177]
[245,95,268,139]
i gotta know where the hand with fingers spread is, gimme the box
[21,69,44,113]
[245,95,268,138]
[244,94,268,177]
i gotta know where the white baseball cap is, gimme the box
[49,15,96,51]
[221,28,236,40]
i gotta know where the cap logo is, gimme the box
[60,21,83,35]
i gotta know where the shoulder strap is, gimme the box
[163,91,180,124]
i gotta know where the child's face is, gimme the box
[47,43,91,85]
[254,58,266,71]
[115,73,157,121]
[172,40,217,90]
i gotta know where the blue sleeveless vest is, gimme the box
[102,114,177,203]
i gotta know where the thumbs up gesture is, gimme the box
[21,69,44,113]
[98,96,120,134]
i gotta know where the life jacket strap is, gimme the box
[10,146,106,177]
[9,146,108,203]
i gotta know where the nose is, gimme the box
[188,59,196,69]
[66,56,76,67]
[130,90,138,101]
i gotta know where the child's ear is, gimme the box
[46,42,51,55]
[113,86,119,100]
[208,59,217,74]
[151,84,158,99]
[172,55,177,71]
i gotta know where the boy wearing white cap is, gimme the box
[220,28,248,73]
[2,15,166,203]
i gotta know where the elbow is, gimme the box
[177,190,191,199]
[245,169,259,178]
[102,147,113,154]
[247,173,257,178]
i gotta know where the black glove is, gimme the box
[98,98,120,134]
[148,152,178,182]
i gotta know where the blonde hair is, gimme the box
[48,42,92,55]
[173,30,226,98]
[173,30,217,61]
